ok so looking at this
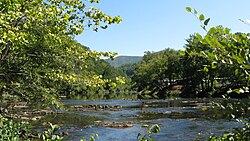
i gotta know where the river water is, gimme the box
[36,99,243,141]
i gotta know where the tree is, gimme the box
[186,7,250,97]
[0,0,122,108]
[186,7,250,140]
[118,63,137,78]
[182,34,217,97]
[133,48,182,98]
[183,25,250,97]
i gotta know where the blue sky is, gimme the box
[76,0,250,56]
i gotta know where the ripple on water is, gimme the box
[49,99,244,141]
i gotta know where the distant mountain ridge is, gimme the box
[105,56,142,67]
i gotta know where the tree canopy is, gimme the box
[0,0,122,108]
[132,48,182,98]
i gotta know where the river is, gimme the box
[33,99,243,141]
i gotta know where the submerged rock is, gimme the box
[70,104,122,111]
[32,110,56,115]
[95,121,133,128]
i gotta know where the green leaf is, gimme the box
[225,28,230,34]
[204,18,210,26]
[90,136,95,141]
[227,89,233,94]
[141,124,149,128]
[199,14,205,21]
[244,64,250,69]
[94,133,99,138]
[194,9,198,14]
[209,27,216,34]
[196,33,203,40]
[233,88,244,94]
[211,61,217,69]
[149,124,160,133]
[101,25,108,29]
[235,69,239,75]
[203,66,209,72]
[201,107,208,111]
[186,7,192,12]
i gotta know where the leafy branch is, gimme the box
[186,7,210,32]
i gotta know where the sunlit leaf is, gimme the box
[211,61,217,69]
[196,33,203,40]
[235,69,239,75]
[199,14,205,21]
[186,7,192,12]
[142,124,149,128]
[201,107,208,111]
[203,66,209,72]
[194,9,198,14]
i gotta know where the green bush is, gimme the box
[0,115,30,141]
[0,115,63,141]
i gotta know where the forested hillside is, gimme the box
[105,56,142,67]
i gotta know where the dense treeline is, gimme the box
[132,26,250,99]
